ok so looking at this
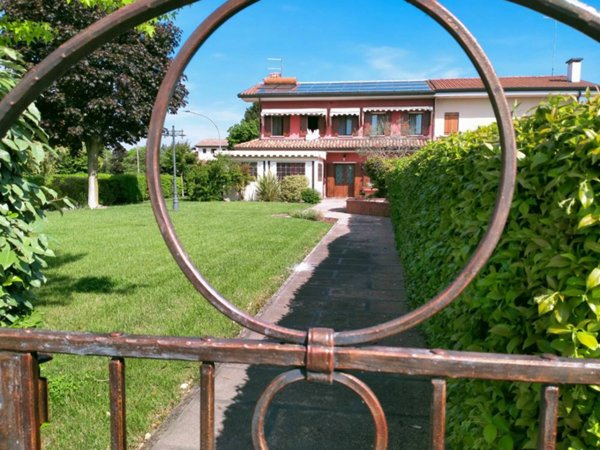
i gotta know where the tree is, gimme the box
[227,103,260,149]
[0,0,188,208]
[160,141,198,178]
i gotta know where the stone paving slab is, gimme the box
[145,199,430,450]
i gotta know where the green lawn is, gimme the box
[35,201,330,449]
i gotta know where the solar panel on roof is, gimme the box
[256,80,432,95]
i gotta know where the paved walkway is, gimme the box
[146,199,430,450]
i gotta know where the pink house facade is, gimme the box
[229,59,596,199]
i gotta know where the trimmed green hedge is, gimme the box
[30,173,174,207]
[388,95,599,449]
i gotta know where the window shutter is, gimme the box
[283,116,290,137]
[384,113,391,136]
[332,117,339,136]
[264,116,272,137]
[318,116,326,137]
[422,113,431,136]
[444,113,459,135]
[300,116,308,137]
[352,117,359,136]
[364,112,372,136]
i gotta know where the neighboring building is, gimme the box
[194,139,227,161]
[229,59,596,199]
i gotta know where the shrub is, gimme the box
[184,156,250,201]
[256,173,280,202]
[301,188,321,204]
[0,47,56,325]
[291,209,324,221]
[363,156,394,197]
[280,175,308,203]
[387,94,599,449]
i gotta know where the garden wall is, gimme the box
[387,95,599,449]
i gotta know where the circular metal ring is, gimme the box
[0,1,597,344]
[250,369,388,450]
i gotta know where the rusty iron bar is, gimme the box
[305,328,335,384]
[538,385,560,450]
[200,362,215,450]
[109,358,127,450]
[430,379,446,450]
[4,329,600,384]
[251,369,388,450]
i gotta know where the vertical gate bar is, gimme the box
[0,352,41,450]
[538,385,559,450]
[430,379,447,450]
[109,358,127,450]
[200,362,215,450]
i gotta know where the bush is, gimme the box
[301,188,321,204]
[291,208,323,221]
[185,156,251,201]
[280,175,308,203]
[0,47,56,325]
[363,156,394,197]
[387,94,599,449]
[31,173,174,207]
[256,173,280,202]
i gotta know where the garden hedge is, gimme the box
[388,94,599,449]
[30,173,174,207]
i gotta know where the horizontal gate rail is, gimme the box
[1,329,600,385]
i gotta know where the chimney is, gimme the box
[566,58,583,83]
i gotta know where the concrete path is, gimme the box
[145,199,430,450]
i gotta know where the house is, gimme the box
[194,138,228,161]
[228,58,596,199]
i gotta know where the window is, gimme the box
[276,162,305,180]
[408,113,423,135]
[338,116,354,136]
[245,162,257,177]
[202,149,207,154]
[444,112,459,135]
[317,163,323,182]
[272,116,284,136]
[370,113,389,136]
[307,116,320,131]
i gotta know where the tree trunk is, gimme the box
[85,136,102,209]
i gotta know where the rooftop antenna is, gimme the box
[267,57,283,76]
[544,17,558,76]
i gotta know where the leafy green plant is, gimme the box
[184,156,250,201]
[0,47,56,325]
[256,172,281,202]
[280,175,308,203]
[301,188,321,204]
[387,94,599,449]
[363,156,394,197]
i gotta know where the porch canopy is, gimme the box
[330,107,360,116]
[364,106,433,112]
[224,149,327,159]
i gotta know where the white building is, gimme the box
[194,139,227,161]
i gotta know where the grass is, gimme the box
[34,201,330,449]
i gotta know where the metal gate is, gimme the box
[0,1,598,449]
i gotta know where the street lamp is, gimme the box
[184,110,223,152]
[162,125,185,212]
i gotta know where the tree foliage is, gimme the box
[184,156,252,201]
[387,94,600,449]
[0,0,188,207]
[160,141,197,178]
[227,103,260,149]
[0,47,56,325]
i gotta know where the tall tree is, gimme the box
[227,103,260,149]
[0,0,188,208]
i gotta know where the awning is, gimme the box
[224,150,328,159]
[261,108,327,116]
[364,106,433,112]
[330,108,360,116]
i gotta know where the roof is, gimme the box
[429,76,596,92]
[240,80,433,98]
[195,139,228,147]
[240,76,597,99]
[234,137,428,151]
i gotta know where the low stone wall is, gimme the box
[346,198,390,217]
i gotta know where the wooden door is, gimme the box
[327,164,355,198]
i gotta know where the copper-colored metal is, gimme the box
[251,370,388,450]
[37,377,49,427]
[200,362,215,450]
[305,328,335,384]
[109,358,127,450]
[430,379,446,450]
[0,353,41,450]
[538,385,560,450]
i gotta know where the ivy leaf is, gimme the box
[576,331,599,350]
[579,180,594,209]
[587,268,600,291]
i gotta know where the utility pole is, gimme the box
[162,126,185,212]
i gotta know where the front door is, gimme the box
[328,163,355,198]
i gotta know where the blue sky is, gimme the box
[163,0,600,146]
